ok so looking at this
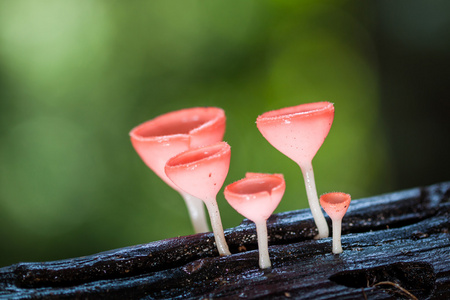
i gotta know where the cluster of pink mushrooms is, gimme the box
[130,102,351,269]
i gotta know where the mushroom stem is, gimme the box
[255,219,271,269]
[181,193,210,233]
[204,200,231,256]
[299,161,329,239]
[332,218,343,254]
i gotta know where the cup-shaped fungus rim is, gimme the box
[224,173,285,222]
[245,172,284,179]
[256,102,334,123]
[319,192,351,221]
[129,107,225,143]
[165,141,230,170]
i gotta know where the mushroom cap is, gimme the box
[224,173,285,222]
[256,102,334,164]
[165,142,231,203]
[129,107,225,190]
[319,192,351,221]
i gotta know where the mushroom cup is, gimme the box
[130,107,225,234]
[224,173,285,269]
[256,102,334,239]
[165,141,232,256]
[319,192,351,254]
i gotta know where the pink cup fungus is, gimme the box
[256,102,334,239]
[224,173,285,269]
[129,107,225,234]
[319,192,351,254]
[165,141,232,256]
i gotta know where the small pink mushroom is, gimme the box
[319,192,351,254]
[165,141,231,256]
[256,102,334,239]
[129,107,225,234]
[224,173,285,269]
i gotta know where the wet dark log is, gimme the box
[1,182,449,299]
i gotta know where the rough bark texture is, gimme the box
[1,182,449,299]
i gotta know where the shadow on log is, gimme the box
[1,182,449,299]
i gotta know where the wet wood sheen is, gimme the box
[1,182,449,299]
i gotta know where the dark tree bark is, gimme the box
[1,182,449,299]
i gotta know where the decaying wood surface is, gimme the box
[1,182,449,299]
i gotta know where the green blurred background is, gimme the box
[0,1,449,267]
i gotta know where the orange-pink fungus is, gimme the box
[129,107,225,233]
[165,142,231,256]
[319,192,351,254]
[224,173,285,269]
[256,102,334,239]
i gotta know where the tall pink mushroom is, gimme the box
[165,142,231,256]
[224,173,285,269]
[256,102,334,239]
[129,107,225,233]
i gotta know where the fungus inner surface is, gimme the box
[258,102,333,120]
[166,143,226,167]
[135,117,209,137]
[228,177,282,195]
[321,192,350,205]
